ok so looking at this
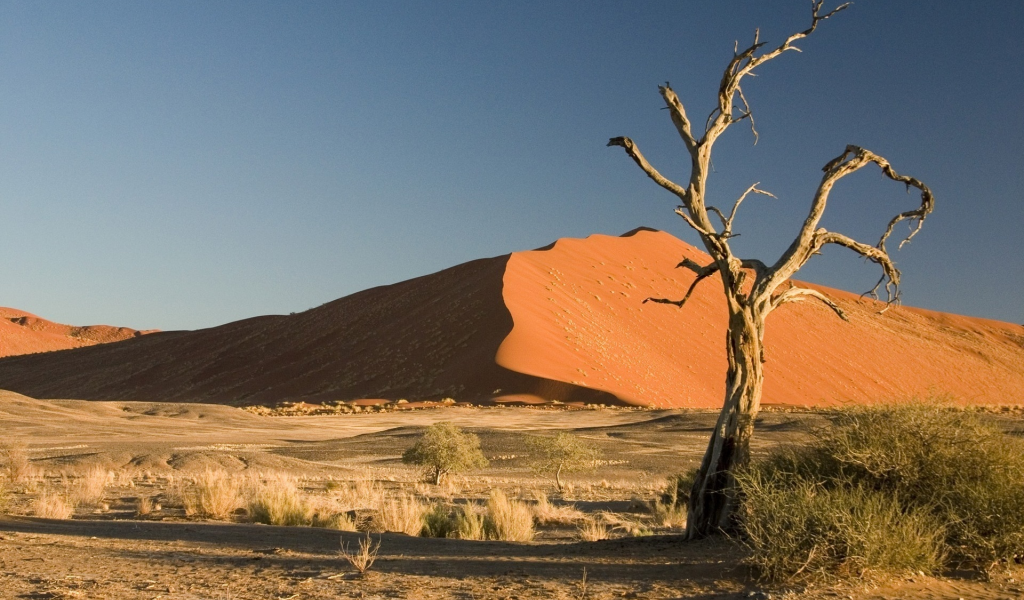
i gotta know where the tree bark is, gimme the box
[685,305,765,538]
[555,463,564,492]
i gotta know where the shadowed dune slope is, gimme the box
[1,229,1022,407]
[0,255,613,406]
[0,307,154,358]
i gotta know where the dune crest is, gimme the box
[498,229,1024,407]
[0,307,155,358]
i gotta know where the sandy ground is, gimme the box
[2,391,1024,599]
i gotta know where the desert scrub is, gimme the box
[577,516,609,542]
[530,490,583,526]
[738,402,1024,580]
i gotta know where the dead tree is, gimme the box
[607,1,934,539]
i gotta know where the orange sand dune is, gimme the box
[0,307,155,358]
[0,229,1021,407]
[498,229,1024,407]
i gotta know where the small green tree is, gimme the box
[528,433,601,492]
[402,422,488,484]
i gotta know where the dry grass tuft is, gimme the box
[246,475,312,526]
[650,497,687,529]
[577,516,609,542]
[70,466,110,506]
[374,493,427,536]
[531,490,584,526]
[332,480,385,512]
[1,440,36,484]
[135,495,154,516]
[484,489,534,542]
[180,469,242,519]
[34,489,76,519]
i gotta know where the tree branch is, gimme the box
[815,230,901,303]
[770,285,848,321]
[607,137,689,201]
[644,263,720,309]
[703,1,850,148]
[658,84,698,153]
[763,145,934,305]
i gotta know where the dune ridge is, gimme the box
[0,307,155,358]
[0,229,1021,407]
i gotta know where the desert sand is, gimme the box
[0,229,1020,408]
[2,388,1023,599]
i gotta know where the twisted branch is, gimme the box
[606,137,689,201]
[764,145,934,305]
[770,285,848,321]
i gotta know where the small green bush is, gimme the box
[738,402,1024,580]
[402,422,488,484]
[527,433,601,492]
[421,502,458,538]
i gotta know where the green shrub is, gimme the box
[421,502,458,538]
[739,474,945,580]
[527,433,600,492]
[738,402,1024,580]
[402,422,488,484]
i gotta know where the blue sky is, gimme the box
[1,1,1021,330]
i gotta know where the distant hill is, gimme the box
[0,307,155,358]
[1,229,1021,407]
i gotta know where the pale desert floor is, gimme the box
[1,391,1023,600]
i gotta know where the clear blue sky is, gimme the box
[2,1,1021,331]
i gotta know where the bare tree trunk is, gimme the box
[607,1,933,540]
[686,306,764,539]
[555,463,564,492]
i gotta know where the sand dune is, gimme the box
[0,307,154,358]
[0,229,1021,407]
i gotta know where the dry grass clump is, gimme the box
[738,401,1024,580]
[484,489,534,542]
[247,475,313,526]
[135,495,155,516]
[649,473,691,529]
[419,493,534,542]
[34,488,76,519]
[331,480,385,512]
[70,466,111,506]
[531,490,584,526]
[180,469,242,519]
[1,440,36,484]
[577,516,609,542]
[373,493,428,536]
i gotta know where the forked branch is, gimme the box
[705,1,850,146]
[708,182,776,233]
[766,145,935,305]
